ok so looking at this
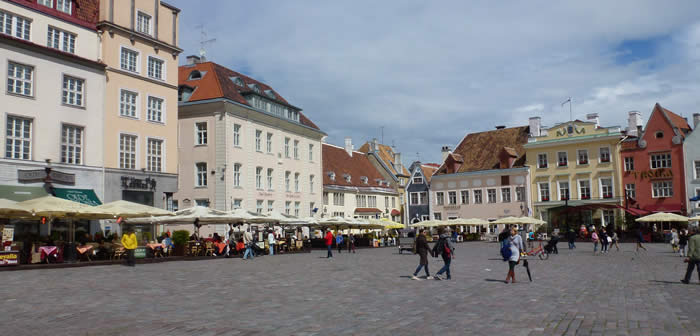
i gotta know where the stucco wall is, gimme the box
[684,129,700,216]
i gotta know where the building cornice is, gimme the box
[432,166,529,180]
[106,67,178,89]
[323,185,398,195]
[97,21,183,54]
[0,35,106,71]
[524,133,623,149]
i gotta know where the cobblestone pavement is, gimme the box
[1,242,699,336]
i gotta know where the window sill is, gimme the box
[6,92,35,99]
[61,103,86,110]
[194,144,208,147]
[147,75,165,82]
[577,162,589,166]
[233,145,242,149]
[119,115,140,121]
[120,68,140,75]
[233,186,243,189]
[194,186,208,189]
[146,120,166,126]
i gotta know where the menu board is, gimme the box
[0,251,19,266]
[2,226,14,243]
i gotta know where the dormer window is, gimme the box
[413,172,423,184]
[655,131,664,139]
[343,174,351,183]
[230,76,244,87]
[178,86,194,102]
[361,176,368,184]
[188,70,204,80]
[264,89,276,99]
[248,83,261,93]
[328,172,335,181]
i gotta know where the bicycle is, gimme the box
[525,242,549,260]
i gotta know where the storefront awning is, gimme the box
[0,185,48,201]
[390,209,401,216]
[53,188,102,206]
[355,208,382,213]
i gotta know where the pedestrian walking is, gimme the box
[349,234,356,253]
[434,229,455,280]
[679,229,688,257]
[324,230,334,258]
[498,227,510,255]
[411,229,433,280]
[504,228,524,284]
[681,227,700,284]
[336,233,344,253]
[636,228,647,252]
[591,229,600,254]
[566,229,576,249]
[671,228,679,253]
[268,230,276,256]
[121,227,137,267]
[600,228,609,254]
[611,230,620,252]
[243,230,254,260]
[527,230,535,249]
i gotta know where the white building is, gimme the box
[0,0,106,202]
[175,57,325,235]
[322,140,399,220]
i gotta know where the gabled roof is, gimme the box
[179,62,320,131]
[654,103,691,139]
[322,144,393,190]
[357,143,410,177]
[420,164,439,184]
[436,126,529,174]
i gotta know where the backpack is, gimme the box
[501,239,512,261]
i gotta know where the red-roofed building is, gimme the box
[175,57,326,231]
[322,139,399,221]
[620,104,692,224]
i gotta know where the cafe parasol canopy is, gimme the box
[228,208,269,223]
[370,218,404,230]
[408,219,448,228]
[16,195,113,219]
[127,206,231,224]
[94,200,173,218]
[0,198,32,218]
[635,212,689,222]
[446,217,489,227]
[264,210,302,224]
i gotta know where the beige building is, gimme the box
[175,57,325,224]
[97,0,182,208]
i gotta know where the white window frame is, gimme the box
[650,153,672,169]
[120,46,139,73]
[38,0,53,8]
[233,124,241,147]
[487,188,497,203]
[419,191,428,205]
[652,181,673,198]
[625,183,636,200]
[266,132,273,153]
[56,0,71,14]
[7,61,34,96]
[5,116,32,160]
[473,189,483,204]
[624,157,634,171]
[233,163,242,187]
[267,200,274,213]
[0,10,32,41]
[294,202,300,217]
[60,123,83,165]
[62,75,85,107]
[599,177,614,199]
[460,190,469,204]
[515,186,525,202]
[578,179,591,200]
[232,199,242,209]
[557,180,570,201]
[195,162,208,187]
[501,187,511,203]
[447,191,457,205]
[293,140,299,159]
[309,144,314,161]
[119,89,139,118]
[284,137,290,158]
[146,137,164,172]
[267,168,274,190]
[537,153,548,168]
[136,11,152,35]
[538,182,550,202]
[694,161,700,179]
[147,55,165,80]
[413,173,424,184]
[294,173,300,192]
[146,95,165,123]
[195,122,207,145]
[255,130,262,152]
[309,174,315,193]
[284,201,291,215]
[599,147,611,163]
[257,200,264,214]
[435,192,444,205]
[118,133,138,170]
[47,26,75,53]
[557,151,568,167]
[409,192,419,205]
[577,149,589,165]
[255,166,263,190]
[421,215,430,221]
[285,171,291,192]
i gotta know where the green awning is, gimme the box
[53,188,102,206]
[0,185,49,201]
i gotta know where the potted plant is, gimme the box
[172,230,190,256]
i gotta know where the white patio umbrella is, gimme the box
[0,198,32,218]
[228,208,269,223]
[264,211,301,224]
[408,219,448,228]
[635,212,689,222]
[94,200,173,218]
[446,218,489,226]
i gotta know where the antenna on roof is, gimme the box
[562,97,572,121]
[380,126,384,144]
[195,24,216,62]
[416,152,421,162]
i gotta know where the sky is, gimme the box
[169,0,700,164]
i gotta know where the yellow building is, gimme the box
[97,0,182,208]
[524,114,625,230]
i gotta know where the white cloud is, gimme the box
[169,0,700,163]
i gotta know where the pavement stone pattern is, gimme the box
[1,242,699,336]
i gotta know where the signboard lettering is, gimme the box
[18,169,75,185]
[0,251,19,266]
[627,168,673,180]
[121,176,157,191]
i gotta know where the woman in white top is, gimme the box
[268,231,276,256]
[505,228,524,284]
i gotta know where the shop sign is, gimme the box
[17,169,75,185]
[443,205,461,210]
[556,123,586,137]
[121,176,157,191]
[627,168,673,180]
[134,247,147,259]
[2,226,14,242]
[0,251,19,266]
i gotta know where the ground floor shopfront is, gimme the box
[534,198,624,232]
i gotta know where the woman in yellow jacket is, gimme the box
[121,227,138,267]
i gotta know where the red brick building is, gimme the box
[620,104,691,220]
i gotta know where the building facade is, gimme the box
[358,139,408,222]
[97,0,181,208]
[620,105,691,225]
[0,0,106,203]
[175,58,325,220]
[323,140,399,220]
[431,126,532,233]
[684,114,700,217]
[524,114,625,230]
[405,161,439,224]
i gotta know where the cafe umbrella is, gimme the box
[95,200,174,237]
[635,212,689,223]
[0,198,32,218]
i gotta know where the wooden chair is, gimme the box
[204,241,214,256]
[112,246,126,260]
[30,244,42,264]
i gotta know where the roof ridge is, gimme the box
[206,63,225,99]
[322,142,365,155]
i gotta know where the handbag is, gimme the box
[606,236,612,243]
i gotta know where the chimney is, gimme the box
[586,113,600,128]
[441,146,451,163]
[394,152,403,174]
[370,138,379,152]
[627,111,642,137]
[528,117,541,137]
[344,137,353,157]
[495,125,506,130]
[186,55,201,65]
[693,113,700,129]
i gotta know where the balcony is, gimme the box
[558,162,568,167]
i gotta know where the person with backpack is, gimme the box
[411,229,433,280]
[600,228,609,254]
[433,228,455,280]
[336,233,344,254]
[591,229,600,255]
[679,229,688,257]
[503,228,524,284]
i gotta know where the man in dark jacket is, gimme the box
[681,227,700,284]
[411,229,433,280]
[567,229,577,249]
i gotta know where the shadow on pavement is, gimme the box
[648,280,685,285]
[485,278,507,283]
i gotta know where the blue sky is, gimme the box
[168,0,700,164]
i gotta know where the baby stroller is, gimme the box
[544,235,559,254]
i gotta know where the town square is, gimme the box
[2,0,700,335]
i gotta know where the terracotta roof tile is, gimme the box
[6,0,99,28]
[656,103,691,138]
[179,62,320,131]
[437,126,529,174]
[357,142,410,176]
[420,164,439,184]
[322,144,394,190]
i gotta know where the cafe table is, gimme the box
[146,243,165,258]
[39,246,58,262]
[214,242,226,255]
[76,245,94,261]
